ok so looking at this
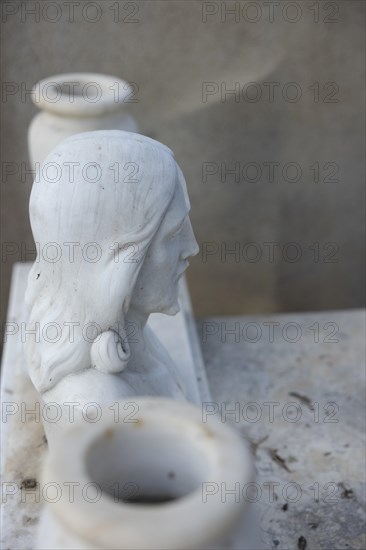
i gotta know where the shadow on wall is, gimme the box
[162,60,365,315]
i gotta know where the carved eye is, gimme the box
[169,218,185,239]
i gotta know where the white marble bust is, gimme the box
[25,131,199,409]
[22,131,255,549]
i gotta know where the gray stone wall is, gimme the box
[1,0,365,325]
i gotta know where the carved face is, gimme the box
[130,177,199,315]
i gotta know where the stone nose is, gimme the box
[180,220,199,259]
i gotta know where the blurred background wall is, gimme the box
[1,0,365,327]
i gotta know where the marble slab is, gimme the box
[198,309,366,549]
[1,263,365,549]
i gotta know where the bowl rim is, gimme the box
[32,73,133,117]
[42,397,254,549]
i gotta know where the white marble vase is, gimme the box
[28,73,138,167]
[36,398,254,550]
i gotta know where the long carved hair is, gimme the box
[25,130,180,393]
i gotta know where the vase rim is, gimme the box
[32,73,133,117]
[42,397,254,549]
